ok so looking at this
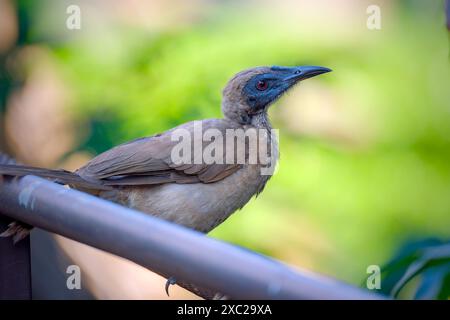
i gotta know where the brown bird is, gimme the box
[0,65,331,242]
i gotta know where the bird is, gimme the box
[0,65,331,243]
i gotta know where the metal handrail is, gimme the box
[0,175,383,299]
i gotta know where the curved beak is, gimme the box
[283,66,332,82]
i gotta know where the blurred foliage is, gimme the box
[374,239,450,299]
[1,0,450,290]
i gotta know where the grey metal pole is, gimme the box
[0,175,383,299]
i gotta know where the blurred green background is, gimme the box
[0,0,449,298]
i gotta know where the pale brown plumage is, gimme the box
[0,65,331,237]
[76,119,245,186]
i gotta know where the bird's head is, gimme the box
[222,65,331,124]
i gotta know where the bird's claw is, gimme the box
[0,222,30,244]
[165,276,177,296]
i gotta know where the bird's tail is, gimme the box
[1,164,79,184]
[0,152,109,243]
[0,163,109,190]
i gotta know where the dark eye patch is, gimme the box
[242,73,288,112]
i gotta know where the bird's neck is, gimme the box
[250,111,272,130]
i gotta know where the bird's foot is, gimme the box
[165,276,177,296]
[0,221,31,244]
[212,293,229,300]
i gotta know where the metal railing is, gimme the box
[0,175,383,299]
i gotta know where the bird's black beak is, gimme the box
[283,66,332,82]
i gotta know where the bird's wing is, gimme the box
[76,119,245,185]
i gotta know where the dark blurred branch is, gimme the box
[0,175,383,300]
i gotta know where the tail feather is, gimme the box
[0,153,110,244]
[0,164,111,190]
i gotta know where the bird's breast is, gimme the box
[107,164,270,233]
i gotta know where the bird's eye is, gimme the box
[256,80,268,91]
